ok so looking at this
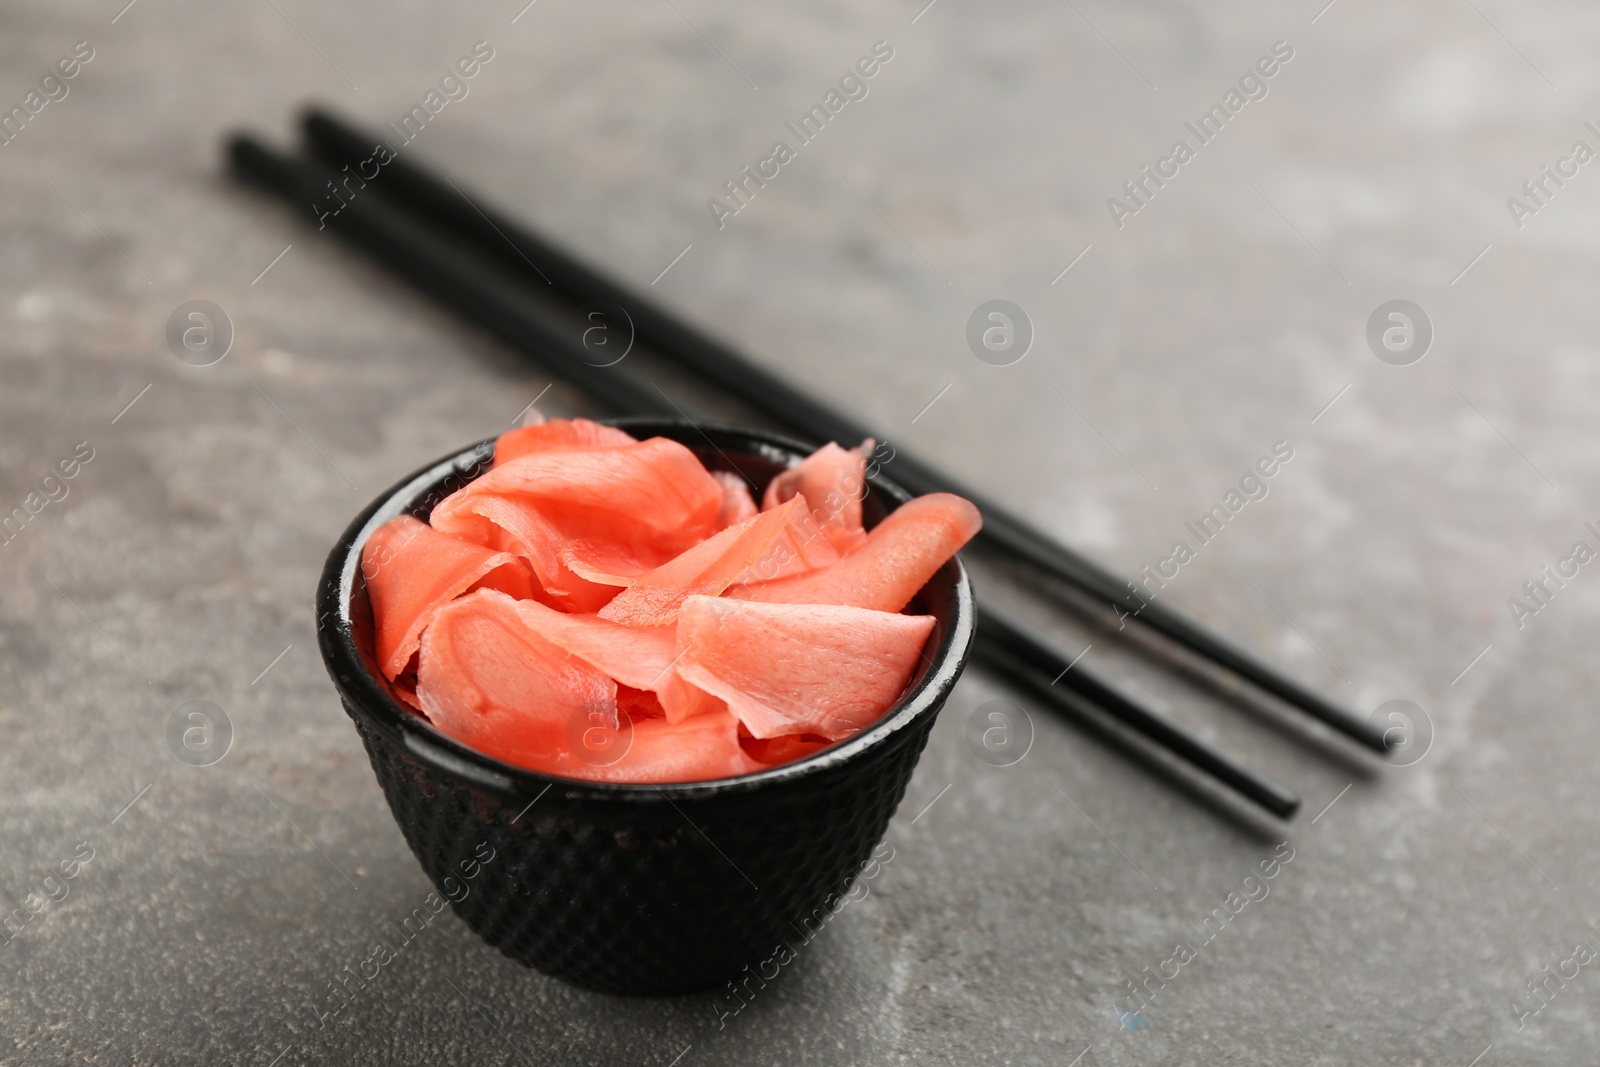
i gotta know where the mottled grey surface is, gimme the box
[2,0,1598,1063]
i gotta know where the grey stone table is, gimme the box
[3,0,1597,1062]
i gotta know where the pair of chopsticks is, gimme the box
[228,109,1386,819]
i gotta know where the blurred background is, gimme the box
[3,0,1599,1063]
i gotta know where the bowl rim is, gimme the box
[316,418,974,804]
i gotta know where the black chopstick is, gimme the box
[976,605,1298,818]
[227,132,1299,817]
[297,108,1387,755]
[227,137,678,422]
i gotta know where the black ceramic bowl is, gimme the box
[315,419,974,995]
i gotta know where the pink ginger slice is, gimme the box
[674,595,936,741]
[597,498,800,627]
[729,493,980,613]
[762,441,872,555]
[416,590,618,775]
[434,437,723,546]
[557,709,759,784]
[712,470,760,529]
[494,417,637,467]
[362,515,530,679]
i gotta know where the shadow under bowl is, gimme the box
[315,419,974,995]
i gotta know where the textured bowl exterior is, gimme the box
[316,420,973,995]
